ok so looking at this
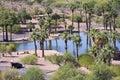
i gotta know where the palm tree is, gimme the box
[110,31,120,48]
[46,17,52,35]
[74,15,82,33]
[61,31,71,53]
[70,3,78,26]
[51,13,60,33]
[97,44,116,65]
[72,34,81,59]
[37,29,48,57]
[68,25,74,35]
[89,44,99,58]
[29,32,38,56]
[38,19,44,29]
[45,7,53,17]
[27,22,35,32]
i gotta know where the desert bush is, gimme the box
[20,54,37,65]
[45,54,64,66]
[50,62,85,80]
[22,67,45,80]
[85,64,115,80]
[0,69,18,80]
[78,54,94,67]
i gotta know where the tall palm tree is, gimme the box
[45,7,53,17]
[37,29,48,57]
[110,31,120,48]
[38,19,44,29]
[68,25,74,35]
[46,17,52,35]
[27,22,35,32]
[97,44,116,65]
[51,13,60,33]
[61,31,71,53]
[89,44,99,58]
[29,32,38,56]
[74,15,82,33]
[72,34,81,59]
[70,3,78,26]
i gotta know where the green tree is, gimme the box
[45,7,53,17]
[37,29,48,57]
[27,22,35,32]
[51,13,60,33]
[72,34,81,59]
[68,25,74,35]
[38,19,44,29]
[29,32,38,56]
[74,14,82,32]
[61,31,71,53]
[97,44,116,65]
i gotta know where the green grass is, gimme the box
[78,54,94,67]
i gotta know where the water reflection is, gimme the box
[16,32,120,55]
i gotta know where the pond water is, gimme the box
[16,32,120,55]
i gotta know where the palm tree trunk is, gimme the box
[2,26,5,41]
[88,14,91,31]
[85,12,88,30]
[113,38,116,49]
[113,17,116,31]
[65,39,67,53]
[76,44,79,59]
[40,41,42,50]
[78,22,80,33]
[109,19,112,32]
[5,25,8,42]
[55,19,57,33]
[33,39,37,56]
[42,41,44,57]
[72,10,74,26]
[10,25,12,41]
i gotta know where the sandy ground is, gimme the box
[0,50,61,80]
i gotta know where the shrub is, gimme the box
[50,62,85,80]
[20,54,37,65]
[22,67,45,80]
[0,69,18,80]
[85,64,115,80]
[78,54,94,67]
[45,54,64,66]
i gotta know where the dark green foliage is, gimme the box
[22,67,45,80]
[8,24,22,34]
[50,62,85,80]
[20,54,37,65]
[78,54,94,67]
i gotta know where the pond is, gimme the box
[16,32,120,55]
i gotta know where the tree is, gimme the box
[37,29,48,57]
[38,19,44,29]
[68,25,74,35]
[46,17,52,35]
[45,7,53,17]
[29,31,38,56]
[70,3,78,26]
[97,44,116,65]
[51,13,60,33]
[74,14,82,32]
[61,31,71,53]
[18,8,31,24]
[27,22,35,32]
[72,34,81,59]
